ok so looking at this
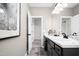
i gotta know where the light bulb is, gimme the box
[59,8,63,11]
[0,8,4,13]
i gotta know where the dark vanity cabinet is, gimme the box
[44,36,60,56]
[46,38,62,56]
[47,43,53,56]
[44,36,79,56]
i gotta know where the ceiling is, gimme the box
[28,3,78,8]
[28,3,55,7]
[67,3,78,8]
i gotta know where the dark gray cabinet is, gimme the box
[44,36,79,56]
[46,38,60,56]
[52,49,58,56]
[47,43,52,56]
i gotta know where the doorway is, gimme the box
[27,16,43,55]
[30,17,41,55]
[33,18,41,41]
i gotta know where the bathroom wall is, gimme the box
[0,3,28,56]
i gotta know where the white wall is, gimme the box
[0,3,28,56]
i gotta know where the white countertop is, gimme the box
[44,33,79,48]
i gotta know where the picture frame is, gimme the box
[0,3,21,39]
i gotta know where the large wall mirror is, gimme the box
[0,3,20,39]
[61,15,79,40]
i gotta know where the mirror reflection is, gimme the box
[47,3,79,40]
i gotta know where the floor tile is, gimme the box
[29,39,47,56]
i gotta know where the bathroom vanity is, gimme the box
[44,34,79,56]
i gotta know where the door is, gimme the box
[27,11,32,54]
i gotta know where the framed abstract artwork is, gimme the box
[0,3,21,39]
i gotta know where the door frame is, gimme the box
[27,11,32,55]
[31,16,43,48]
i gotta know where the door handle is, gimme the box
[27,34,31,36]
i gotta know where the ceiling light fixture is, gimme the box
[52,3,68,14]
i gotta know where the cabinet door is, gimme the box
[48,39,54,48]
[51,48,54,56]
[44,36,47,51]
[55,44,61,55]
[47,43,52,56]
[53,49,58,56]
[47,39,55,56]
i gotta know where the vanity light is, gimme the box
[0,8,4,13]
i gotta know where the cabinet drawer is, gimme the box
[55,44,61,55]
[47,39,54,48]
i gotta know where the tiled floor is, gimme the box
[29,39,47,56]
